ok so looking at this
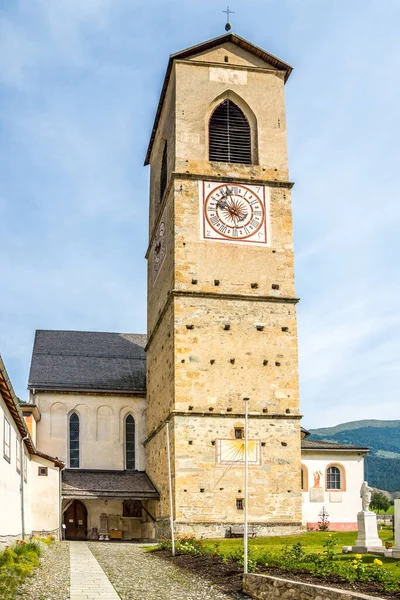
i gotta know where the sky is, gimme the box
[0,0,399,428]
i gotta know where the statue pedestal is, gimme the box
[385,499,400,558]
[351,511,384,553]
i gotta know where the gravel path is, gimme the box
[90,542,248,600]
[17,541,70,600]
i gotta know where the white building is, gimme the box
[301,430,368,531]
[0,356,63,548]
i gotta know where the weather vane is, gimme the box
[223,6,234,32]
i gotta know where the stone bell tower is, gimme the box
[144,33,302,537]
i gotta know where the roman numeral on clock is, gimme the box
[210,216,220,226]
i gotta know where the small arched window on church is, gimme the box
[69,413,80,469]
[326,465,343,491]
[125,415,135,470]
[159,140,168,203]
[301,465,308,491]
[209,99,251,165]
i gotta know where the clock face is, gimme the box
[200,181,268,244]
[152,209,166,283]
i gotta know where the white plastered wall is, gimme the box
[0,392,31,541]
[30,456,60,535]
[301,451,365,530]
[33,391,146,470]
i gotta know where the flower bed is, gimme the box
[0,537,55,600]
[153,534,400,598]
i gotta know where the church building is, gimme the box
[0,32,368,544]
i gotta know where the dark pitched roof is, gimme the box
[28,330,147,393]
[145,33,293,165]
[0,356,64,467]
[62,469,159,499]
[301,439,369,452]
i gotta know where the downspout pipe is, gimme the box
[20,435,29,540]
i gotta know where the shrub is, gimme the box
[156,535,205,557]
[0,539,43,600]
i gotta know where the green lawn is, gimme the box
[200,529,400,576]
[374,505,395,515]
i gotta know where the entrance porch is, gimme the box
[62,469,159,541]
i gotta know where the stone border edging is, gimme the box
[243,573,387,600]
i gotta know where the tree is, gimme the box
[370,491,391,514]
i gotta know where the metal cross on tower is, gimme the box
[223,6,234,31]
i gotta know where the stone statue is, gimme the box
[313,470,323,488]
[360,481,373,512]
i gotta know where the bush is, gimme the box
[156,535,205,557]
[0,539,43,600]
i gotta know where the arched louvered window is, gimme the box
[125,415,135,470]
[209,99,251,165]
[69,413,80,469]
[160,141,168,202]
[327,466,341,490]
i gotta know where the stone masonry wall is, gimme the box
[174,414,302,525]
[173,296,299,414]
[243,574,387,600]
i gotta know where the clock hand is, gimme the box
[216,199,229,210]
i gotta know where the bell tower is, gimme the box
[145,33,302,537]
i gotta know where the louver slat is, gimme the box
[209,100,251,165]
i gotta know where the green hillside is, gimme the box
[309,420,400,493]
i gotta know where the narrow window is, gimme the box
[327,466,341,490]
[3,416,11,463]
[23,453,28,483]
[16,438,21,473]
[209,99,251,164]
[160,140,168,203]
[38,466,48,476]
[123,500,142,517]
[234,427,244,439]
[69,413,80,468]
[236,498,244,510]
[125,415,135,470]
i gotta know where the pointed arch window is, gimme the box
[209,99,251,165]
[125,415,135,470]
[69,413,80,468]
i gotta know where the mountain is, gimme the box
[309,420,400,493]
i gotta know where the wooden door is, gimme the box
[64,500,87,540]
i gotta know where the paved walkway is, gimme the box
[69,542,120,600]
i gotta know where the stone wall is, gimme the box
[243,573,387,600]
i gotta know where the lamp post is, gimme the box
[243,397,249,574]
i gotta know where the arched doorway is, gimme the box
[64,500,88,540]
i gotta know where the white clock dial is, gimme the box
[200,181,268,244]
[152,208,167,283]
